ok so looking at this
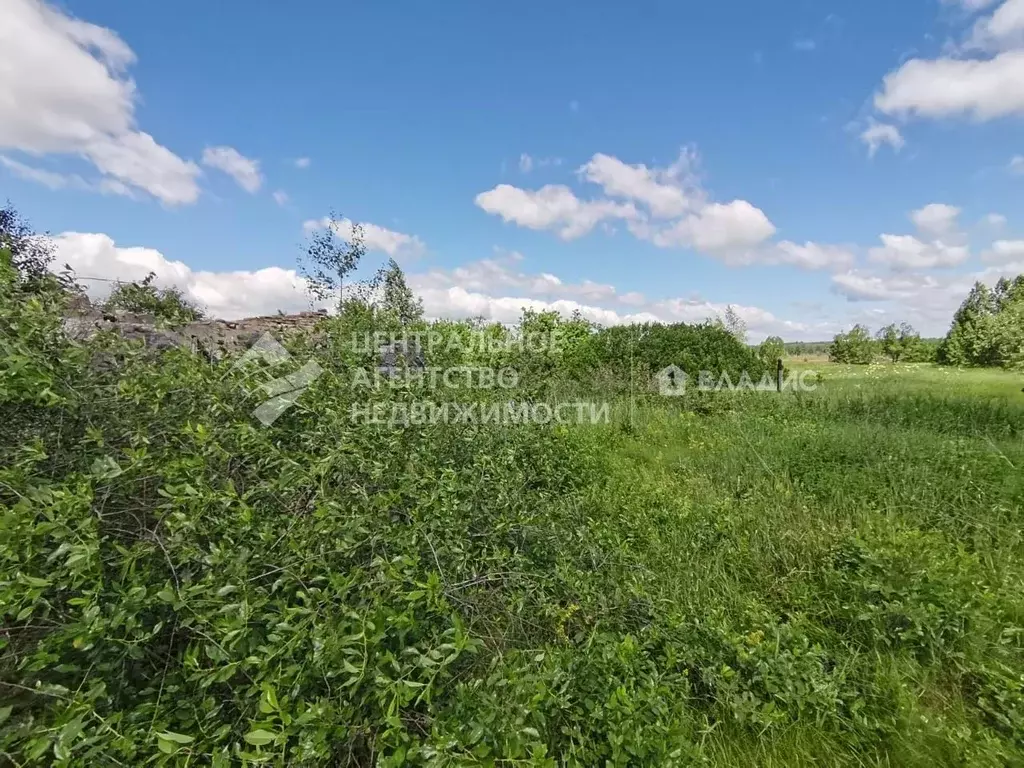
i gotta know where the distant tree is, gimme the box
[939,276,1024,369]
[105,272,204,324]
[299,211,365,311]
[876,322,921,363]
[758,335,785,364]
[376,258,424,327]
[829,324,875,364]
[716,305,747,343]
[0,202,73,292]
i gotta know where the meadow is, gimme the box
[594,362,1024,764]
[2,256,1023,765]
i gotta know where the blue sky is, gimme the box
[2,0,1024,339]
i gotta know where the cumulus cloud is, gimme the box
[202,146,263,193]
[0,0,201,204]
[751,241,857,270]
[578,150,705,218]
[965,0,1024,50]
[474,183,640,240]
[874,0,1024,122]
[302,217,426,259]
[876,50,1024,120]
[982,239,1024,262]
[860,204,970,270]
[860,120,905,157]
[911,203,962,239]
[294,157,311,169]
[832,271,926,302]
[53,232,317,319]
[272,190,288,206]
[475,148,860,270]
[831,258,1024,335]
[869,234,970,269]
[642,201,777,252]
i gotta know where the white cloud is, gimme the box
[832,259,1024,335]
[54,232,316,319]
[644,200,777,252]
[579,150,704,218]
[832,271,925,301]
[518,153,561,173]
[910,203,962,239]
[984,212,1007,226]
[1,154,137,197]
[982,239,1024,261]
[478,149,789,260]
[302,216,426,259]
[758,241,856,270]
[474,183,640,240]
[965,0,1024,50]
[860,120,905,157]
[202,146,262,193]
[944,0,1001,11]
[0,0,200,204]
[868,234,970,269]
[875,49,1024,120]
[794,39,817,52]
[272,190,289,206]
[294,157,311,169]
[2,155,88,191]
[1011,155,1024,173]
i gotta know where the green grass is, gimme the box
[570,364,1024,764]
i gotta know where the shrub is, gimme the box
[829,325,875,364]
[105,272,204,324]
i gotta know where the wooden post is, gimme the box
[776,358,784,393]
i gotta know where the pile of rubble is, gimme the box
[61,294,328,357]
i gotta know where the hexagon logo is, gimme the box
[656,365,686,396]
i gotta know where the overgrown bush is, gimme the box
[104,271,205,324]
[829,325,875,364]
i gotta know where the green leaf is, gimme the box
[243,729,277,746]
[156,731,194,744]
[0,706,11,726]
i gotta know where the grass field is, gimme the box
[572,363,1024,764]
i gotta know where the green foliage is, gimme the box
[299,211,365,310]
[757,335,785,364]
[828,324,876,364]
[370,258,425,328]
[104,272,204,324]
[939,276,1024,370]
[584,321,769,392]
[875,322,921,364]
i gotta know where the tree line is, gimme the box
[823,277,1023,369]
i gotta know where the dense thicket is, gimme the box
[939,277,1024,370]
